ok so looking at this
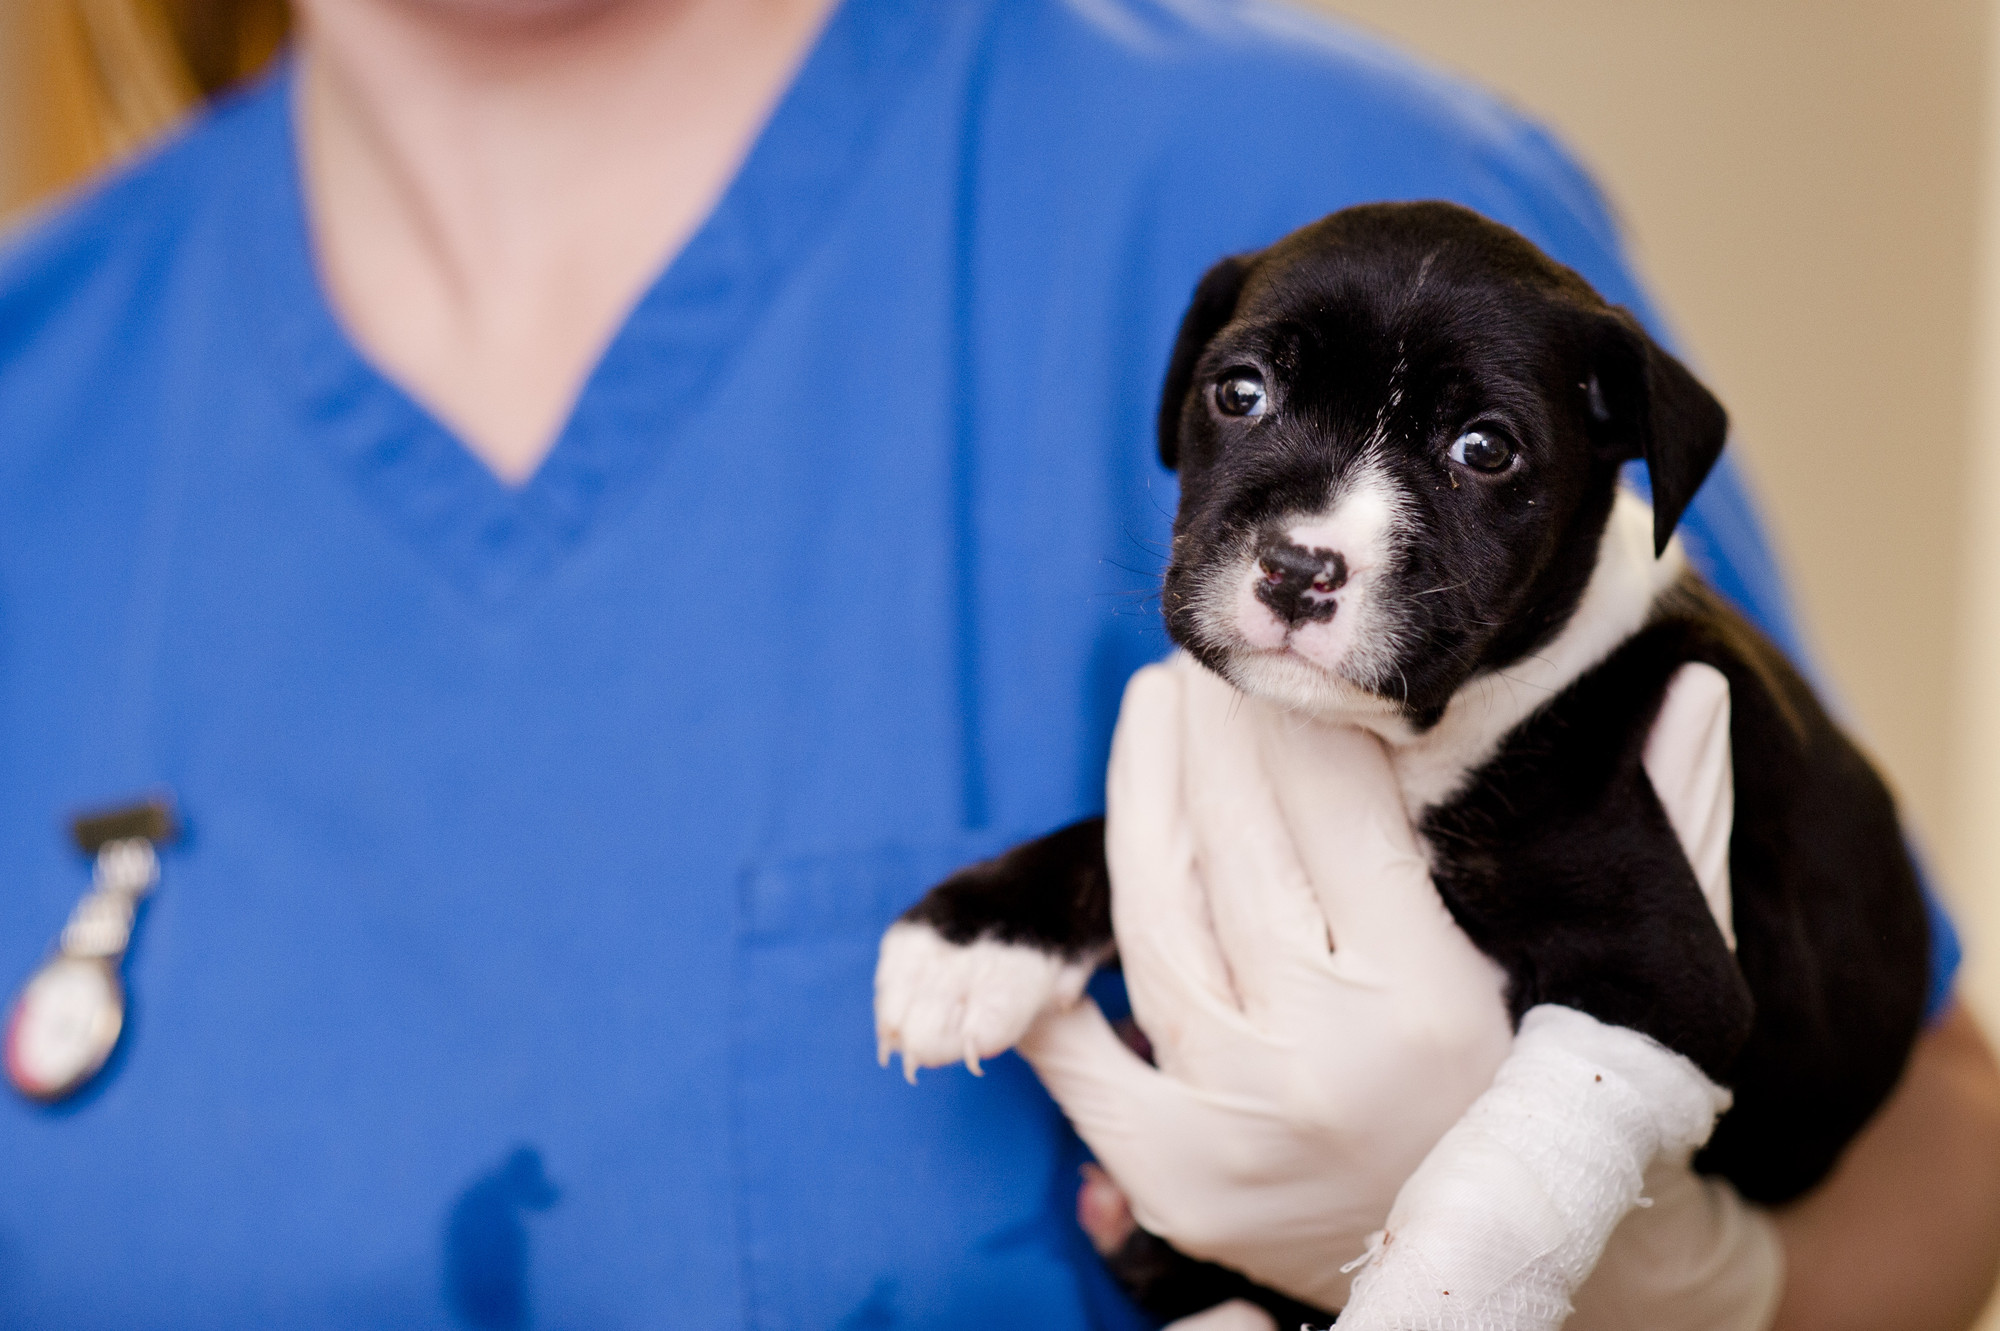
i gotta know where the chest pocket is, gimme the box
[731,836,1134,1331]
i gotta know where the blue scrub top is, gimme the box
[0,0,1957,1326]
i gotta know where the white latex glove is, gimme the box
[1022,655,1779,1328]
[1173,1149,1786,1331]
[1567,1157,1783,1331]
[1019,654,1515,1311]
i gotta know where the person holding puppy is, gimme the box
[0,0,1994,1327]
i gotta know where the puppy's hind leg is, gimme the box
[874,817,1113,1079]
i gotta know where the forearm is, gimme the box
[1771,1002,2000,1331]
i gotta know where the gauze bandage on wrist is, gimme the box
[1336,1004,1732,1331]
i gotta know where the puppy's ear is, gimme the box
[1590,309,1729,557]
[1157,254,1253,470]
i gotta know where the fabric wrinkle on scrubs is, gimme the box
[0,0,1958,1327]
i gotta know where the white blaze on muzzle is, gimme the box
[1227,463,1408,680]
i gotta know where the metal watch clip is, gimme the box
[6,797,177,1103]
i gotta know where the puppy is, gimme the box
[875,202,1929,1325]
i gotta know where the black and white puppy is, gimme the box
[875,202,1929,1325]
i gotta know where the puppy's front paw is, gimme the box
[873,921,1094,1081]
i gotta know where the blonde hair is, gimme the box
[71,0,289,151]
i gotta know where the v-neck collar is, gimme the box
[244,0,949,607]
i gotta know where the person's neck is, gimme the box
[293,0,838,483]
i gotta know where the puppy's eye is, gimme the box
[1449,429,1515,473]
[1214,370,1268,418]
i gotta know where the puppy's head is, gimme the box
[1159,202,1727,728]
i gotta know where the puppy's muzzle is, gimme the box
[1255,536,1348,626]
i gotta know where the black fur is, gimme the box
[904,817,1111,960]
[1593,310,1731,556]
[896,202,1929,1317]
[1105,1227,1333,1329]
[1158,204,1728,726]
[1159,255,1253,471]
[1419,573,1927,1197]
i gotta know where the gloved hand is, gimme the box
[1018,654,1514,1311]
[1078,1156,1784,1331]
[1020,654,1780,1326]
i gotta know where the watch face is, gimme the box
[5,956,124,1102]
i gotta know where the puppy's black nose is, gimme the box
[1254,537,1348,625]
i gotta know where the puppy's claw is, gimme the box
[874,921,1093,1086]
